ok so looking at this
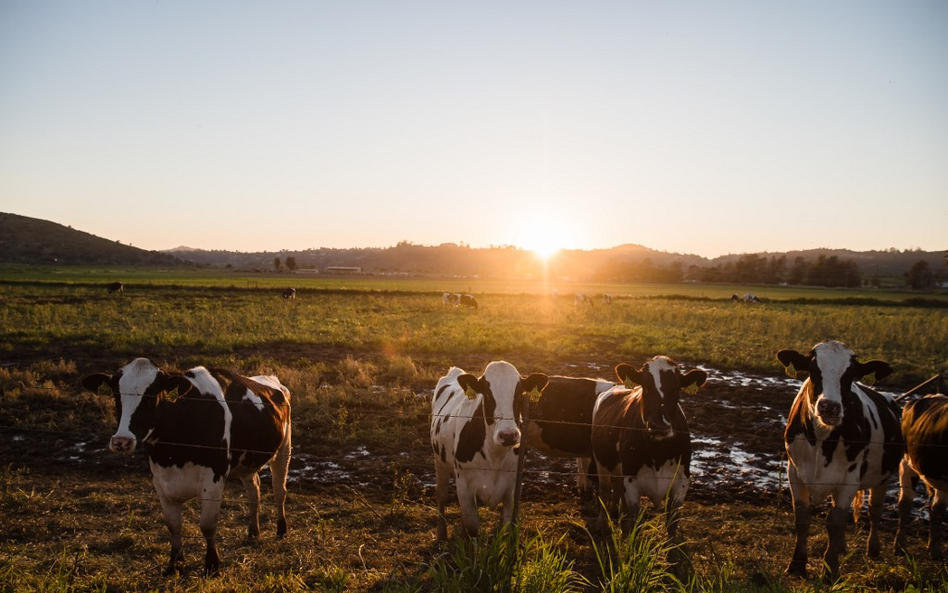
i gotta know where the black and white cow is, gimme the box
[430,361,548,541]
[82,358,292,574]
[282,287,296,300]
[459,294,478,310]
[896,394,948,559]
[521,375,616,497]
[777,341,902,579]
[442,292,461,306]
[590,357,707,539]
[108,282,124,294]
[574,293,593,306]
[731,293,761,303]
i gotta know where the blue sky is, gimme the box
[1,1,945,257]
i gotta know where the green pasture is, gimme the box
[1,270,945,384]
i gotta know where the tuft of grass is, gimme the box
[588,512,683,593]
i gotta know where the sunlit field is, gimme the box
[1,271,947,592]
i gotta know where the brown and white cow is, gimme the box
[522,375,616,497]
[430,361,547,541]
[590,357,707,540]
[82,358,292,574]
[777,340,902,580]
[896,394,948,559]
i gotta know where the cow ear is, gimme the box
[681,369,708,395]
[457,373,480,400]
[155,374,194,398]
[777,350,809,379]
[521,373,548,403]
[857,360,892,386]
[615,363,640,389]
[81,373,112,394]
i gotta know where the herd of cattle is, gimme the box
[81,340,946,580]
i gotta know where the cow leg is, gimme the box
[822,504,848,582]
[929,487,947,560]
[241,473,262,541]
[157,495,186,574]
[199,489,224,575]
[621,476,641,535]
[434,463,451,542]
[455,475,480,538]
[865,486,885,559]
[785,463,811,578]
[269,434,291,538]
[576,457,594,501]
[895,459,917,555]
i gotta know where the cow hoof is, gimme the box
[784,562,807,579]
[277,519,288,539]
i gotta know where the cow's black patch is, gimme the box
[456,400,487,463]
[532,377,603,457]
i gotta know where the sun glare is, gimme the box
[518,221,570,260]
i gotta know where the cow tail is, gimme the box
[852,490,866,523]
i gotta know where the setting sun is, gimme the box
[516,218,574,260]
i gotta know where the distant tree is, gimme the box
[906,260,933,289]
[274,257,282,271]
[285,256,297,272]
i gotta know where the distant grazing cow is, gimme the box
[442,292,459,306]
[522,375,616,497]
[601,294,613,305]
[731,293,761,303]
[82,359,292,574]
[282,288,296,300]
[459,294,478,310]
[108,282,124,294]
[430,361,548,540]
[591,357,707,541]
[574,293,593,306]
[896,394,948,559]
[777,341,902,579]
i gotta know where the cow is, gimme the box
[590,357,707,543]
[731,293,761,303]
[108,282,124,294]
[430,361,548,541]
[777,340,902,580]
[81,358,292,575]
[574,293,593,306]
[282,287,296,300]
[442,292,460,306]
[601,294,613,305]
[459,294,478,310]
[521,375,616,497]
[895,394,948,559]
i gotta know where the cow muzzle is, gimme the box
[109,436,137,453]
[496,428,521,448]
[815,399,843,426]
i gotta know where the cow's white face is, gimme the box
[778,340,892,431]
[481,361,526,447]
[810,341,854,427]
[82,358,196,454]
[616,356,707,439]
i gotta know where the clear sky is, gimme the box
[1,1,946,257]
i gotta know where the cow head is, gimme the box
[456,361,547,448]
[777,340,891,428]
[615,356,707,439]
[81,358,193,454]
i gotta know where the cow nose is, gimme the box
[498,429,520,447]
[817,399,842,418]
[110,436,136,453]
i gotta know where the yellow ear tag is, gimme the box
[623,378,638,390]
[464,386,478,400]
[683,382,700,395]
[528,386,542,404]
[784,363,798,380]
[862,372,877,387]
